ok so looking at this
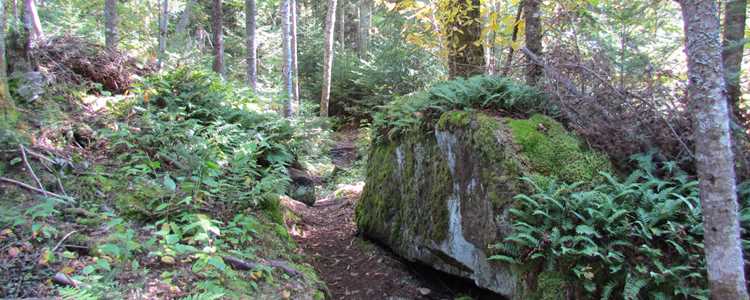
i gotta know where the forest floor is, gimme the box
[285,129,495,300]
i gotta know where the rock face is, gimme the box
[288,167,317,206]
[356,111,609,298]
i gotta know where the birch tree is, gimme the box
[320,0,337,117]
[104,0,118,49]
[678,0,749,298]
[246,0,257,90]
[212,0,225,76]
[291,0,300,103]
[281,0,295,116]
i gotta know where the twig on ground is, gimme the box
[52,230,79,252]
[0,176,69,200]
[20,144,48,197]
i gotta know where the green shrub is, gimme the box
[372,75,552,141]
[491,154,714,299]
[105,68,295,218]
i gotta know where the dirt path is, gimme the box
[285,129,502,300]
[284,129,462,300]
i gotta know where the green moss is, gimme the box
[534,271,567,300]
[507,114,612,183]
[472,113,527,210]
[437,110,472,129]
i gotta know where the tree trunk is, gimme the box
[722,0,747,124]
[104,0,118,49]
[1,0,16,127]
[679,0,749,298]
[441,0,484,78]
[211,0,224,76]
[23,0,43,40]
[157,0,168,67]
[320,0,337,117]
[523,0,541,85]
[291,0,299,104]
[281,0,295,116]
[502,1,523,76]
[483,0,495,75]
[245,0,257,90]
[358,0,371,57]
[337,0,345,46]
[176,0,194,38]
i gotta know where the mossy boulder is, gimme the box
[356,111,611,298]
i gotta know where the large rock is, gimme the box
[355,111,610,298]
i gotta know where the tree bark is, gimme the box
[245,0,257,90]
[23,0,43,40]
[291,0,300,104]
[678,0,749,298]
[1,0,16,127]
[523,0,541,85]
[320,0,337,117]
[157,0,168,67]
[358,0,371,57]
[104,0,118,49]
[337,0,345,45]
[722,0,747,124]
[211,0,224,76]
[441,0,484,78]
[281,0,295,116]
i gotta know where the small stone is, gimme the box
[417,287,431,296]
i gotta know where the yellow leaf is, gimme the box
[161,256,176,264]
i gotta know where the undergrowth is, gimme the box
[490,153,750,299]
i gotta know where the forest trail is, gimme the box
[284,129,487,300]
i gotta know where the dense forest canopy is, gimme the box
[0,0,749,299]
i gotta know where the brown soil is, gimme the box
[285,129,479,300]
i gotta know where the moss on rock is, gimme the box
[506,114,612,183]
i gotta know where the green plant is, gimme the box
[490,153,711,299]
[372,75,550,141]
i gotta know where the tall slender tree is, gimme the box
[1,0,16,127]
[678,0,749,298]
[337,0,345,45]
[523,0,541,85]
[358,0,371,57]
[211,0,224,76]
[281,0,295,116]
[22,0,43,40]
[290,0,300,103]
[502,1,523,76]
[104,0,118,49]
[158,0,168,67]
[245,0,257,90]
[320,0,337,117]
[722,0,747,123]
